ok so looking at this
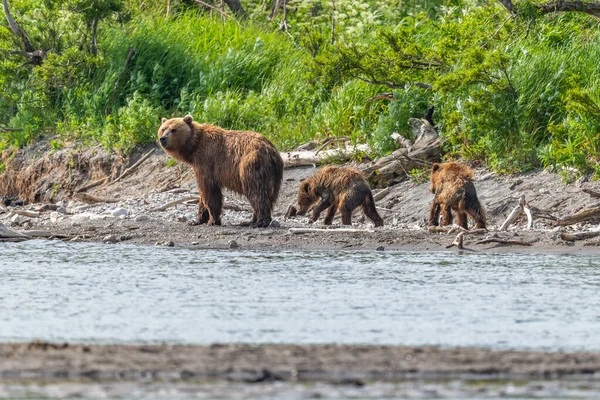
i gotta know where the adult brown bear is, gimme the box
[295,165,384,227]
[158,115,283,227]
[428,162,486,229]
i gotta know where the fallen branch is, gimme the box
[556,205,600,226]
[149,196,198,212]
[445,227,487,249]
[76,177,109,193]
[195,0,233,19]
[288,228,375,234]
[72,192,119,204]
[105,47,136,116]
[446,232,465,249]
[109,148,155,185]
[475,238,532,246]
[560,231,600,241]
[583,188,600,198]
[499,195,525,231]
[7,209,40,218]
[373,187,390,202]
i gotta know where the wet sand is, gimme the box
[2,342,600,383]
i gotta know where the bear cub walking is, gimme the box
[158,115,283,228]
[295,166,384,227]
[428,162,486,229]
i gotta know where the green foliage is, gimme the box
[1,0,600,180]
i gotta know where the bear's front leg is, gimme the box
[310,190,333,223]
[189,196,210,226]
[323,203,338,225]
[200,183,223,226]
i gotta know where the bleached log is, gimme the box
[524,206,533,229]
[149,196,198,212]
[499,196,525,231]
[6,209,39,218]
[0,223,28,238]
[288,228,375,234]
[446,232,465,249]
[281,144,369,168]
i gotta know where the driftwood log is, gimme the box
[281,143,370,168]
[72,192,119,204]
[560,231,600,241]
[361,118,442,188]
[556,205,600,226]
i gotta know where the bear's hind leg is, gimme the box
[429,200,441,226]
[362,193,384,227]
[456,210,469,229]
[441,204,453,226]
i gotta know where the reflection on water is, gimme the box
[1,240,599,350]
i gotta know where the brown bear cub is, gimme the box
[158,115,283,228]
[295,166,384,227]
[428,162,486,230]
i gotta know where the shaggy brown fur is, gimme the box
[296,166,384,227]
[158,115,283,227]
[428,162,486,229]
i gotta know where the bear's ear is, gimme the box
[432,163,440,173]
[183,115,193,125]
[301,181,310,192]
[161,118,167,124]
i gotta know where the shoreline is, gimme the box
[2,342,600,383]
[2,145,600,255]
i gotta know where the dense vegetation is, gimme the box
[1,0,600,178]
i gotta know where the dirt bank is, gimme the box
[2,143,600,253]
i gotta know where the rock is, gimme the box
[56,200,67,208]
[134,215,150,222]
[110,208,129,217]
[39,204,59,212]
[376,246,385,251]
[56,207,68,214]
[10,214,24,225]
[165,241,175,247]
[177,215,187,223]
[269,220,281,228]
[49,212,62,224]
[191,241,199,245]
[228,240,239,249]
[103,234,119,243]
[73,204,95,213]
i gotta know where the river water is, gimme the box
[1,239,599,351]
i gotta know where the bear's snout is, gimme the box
[159,136,168,147]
